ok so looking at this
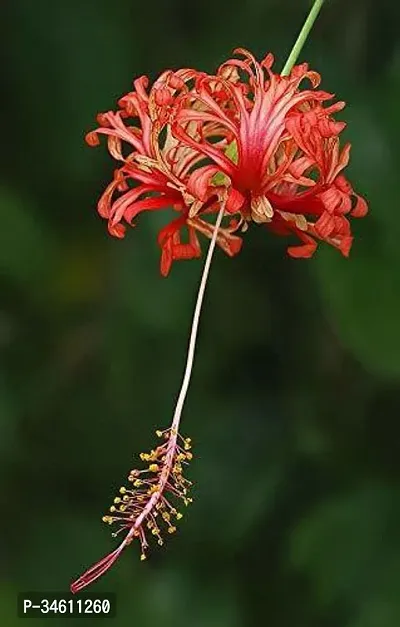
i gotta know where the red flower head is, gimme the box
[171,48,368,258]
[85,72,242,276]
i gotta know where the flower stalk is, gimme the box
[281,0,326,76]
[71,204,225,593]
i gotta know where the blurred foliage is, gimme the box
[1,0,400,626]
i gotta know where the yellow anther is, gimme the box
[186,452,193,460]
[176,512,183,520]
[140,553,147,561]
[151,527,159,536]
[149,464,159,472]
[113,497,121,504]
[122,495,129,502]
[168,526,177,534]
[158,539,164,546]
[119,487,126,494]
[109,506,116,513]
[102,516,109,523]
[119,504,126,512]
[156,430,163,437]
[162,512,171,522]
[133,479,142,487]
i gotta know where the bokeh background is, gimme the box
[2,0,400,625]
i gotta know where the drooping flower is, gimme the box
[71,429,193,593]
[75,42,368,594]
[171,48,368,258]
[85,72,242,276]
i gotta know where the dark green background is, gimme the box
[1,0,400,625]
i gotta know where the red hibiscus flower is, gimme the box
[171,48,368,258]
[74,45,368,595]
[85,71,242,276]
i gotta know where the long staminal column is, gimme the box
[70,205,225,593]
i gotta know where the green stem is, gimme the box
[216,0,326,170]
[281,0,325,76]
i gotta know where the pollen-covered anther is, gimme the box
[99,426,193,567]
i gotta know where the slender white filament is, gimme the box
[171,204,225,433]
